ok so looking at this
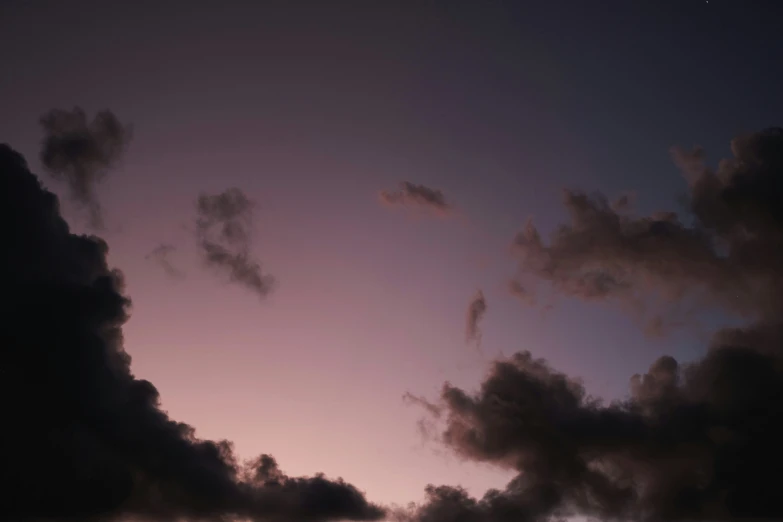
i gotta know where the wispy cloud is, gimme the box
[379,181,452,217]
[194,188,275,299]
[39,107,132,229]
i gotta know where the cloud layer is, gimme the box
[403,128,783,522]
[0,144,382,522]
[39,107,132,229]
[195,188,275,299]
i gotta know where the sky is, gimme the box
[2,1,783,521]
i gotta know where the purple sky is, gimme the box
[2,0,782,512]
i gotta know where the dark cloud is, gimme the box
[145,243,185,279]
[195,188,275,299]
[405,332,783,522]
[402,128,783,522]
[39,107,132,229]
[466,290,487,347]
[379,182,452,216]
[0,144,382,522]
[510,128,783,333]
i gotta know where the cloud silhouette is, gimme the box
[0,144,382,522]
[379,182,451,216]
[509,128,783,334]
[146,243,185,279]
[465,290,487,347]
[195,188,275,299]
[403,128,783,522]
[39,107,132,229]
[406,331,783,521]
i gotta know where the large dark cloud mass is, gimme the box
[195,188,275,299]
[403,128,783,522]
[39,107,132,229]
[379,181,452,216]
[0,144,382,522]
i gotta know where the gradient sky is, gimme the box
[2,0,782,511]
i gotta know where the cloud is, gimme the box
[145,243,185,279]
[0,144,382,522]
[401,128,783,522]
[465,290,487,347]
[379,182,452,216]
[405,330,783,521]
[195,188,275,299]
[509,128,783,333]
[403,392,443,419]
[39,107,132,229]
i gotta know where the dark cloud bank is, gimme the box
[195,188,275,299]
[39,107,132,229]
[380,181,452,216]
[401,128,783,522]
[0,144,382,522]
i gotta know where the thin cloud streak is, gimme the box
[465,290,487,348]
[379,182,452,217]
[400,128,783,522]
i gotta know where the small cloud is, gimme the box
[194,188,275,299]
[379,181,452,217]
[39,107,132,229]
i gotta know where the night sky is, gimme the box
[2,1,783,521]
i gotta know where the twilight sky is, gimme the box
[2,1,783,521]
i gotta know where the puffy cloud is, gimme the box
[406,336,783,521]
[510,128,783,333]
